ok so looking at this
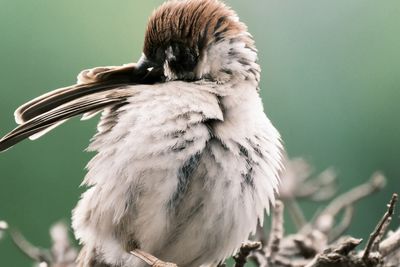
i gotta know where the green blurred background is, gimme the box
[0,0,399,265]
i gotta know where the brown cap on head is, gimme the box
[143,0,246,59]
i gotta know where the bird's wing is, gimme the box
[0,64,162,152]
[14,63,161,124]
[0,88,136,152]
[76,64,137,85]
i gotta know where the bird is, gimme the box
[0,0,283,266]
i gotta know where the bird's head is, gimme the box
[138,0,260,83]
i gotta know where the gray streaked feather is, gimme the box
[168,152,203,210]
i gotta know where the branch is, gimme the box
[362,193,398,261]
[327,205,354,242]
[266,201,284,260]
[233,242,261,267]
[380,228,400,257]
[314,172,386,234]
[297,169,338,202]
[304,238,363,267]
[286,199,307,230]
[9,230,52,263]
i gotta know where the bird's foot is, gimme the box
[130,249,178,267]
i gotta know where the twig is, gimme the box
[297,169,338,201]
[49,222,78,266]
[372,216,392,252]
[286,199,307,230]
[315,173,386,233]
[305,238,363,267]
[249,252,268,267]
[233,242,261,267]
[267,201,284,260]
[362,193,398,261]
[279,157,337,202]
[9,230,52,263]
[380,228,400,257]
[327,205,354,242]
[271,255,295,267]
[130,249,177,267]
[293,236,319,259]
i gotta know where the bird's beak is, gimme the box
[136,54,156,73]
[135,54,165,82]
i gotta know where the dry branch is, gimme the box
[362,193,398,261]
[7,222,77,267]
[380,228,400,258]
[266,201,284,261]
[233,242,261,267]
[10,229,52,263]
[314,172,386,236]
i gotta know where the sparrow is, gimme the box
[0,0,283,266]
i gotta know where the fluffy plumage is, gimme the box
[0,1,283,266]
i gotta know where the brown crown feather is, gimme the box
[143,0,247,57]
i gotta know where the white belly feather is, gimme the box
[72,81,282,267]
